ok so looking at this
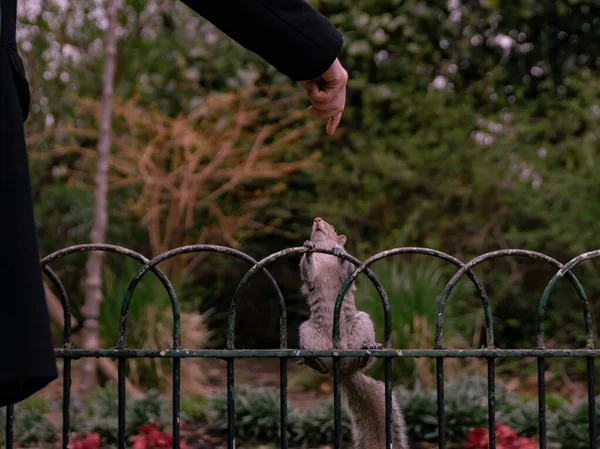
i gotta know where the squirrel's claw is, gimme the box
[362,342,383,350]
[356,342,383,370]
[304,240,316,250]
[331,245,345,257]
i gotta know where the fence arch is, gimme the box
[2,245,598,449]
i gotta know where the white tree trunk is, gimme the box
[80,0,118,397]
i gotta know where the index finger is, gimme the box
[326,112,342,135]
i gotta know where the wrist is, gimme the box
[322,58,347,83]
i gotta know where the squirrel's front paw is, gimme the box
[331,245,345,257]
[304,240,316,250]
[302,357,329,375]
[362,342,383,350]
[356,343,383,370]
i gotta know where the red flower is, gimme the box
[130,421,187,449]
[496,422,519,439]
[466,427,489,448]
[70,432,101,449]
[131,434,148,449]
[465,422,537,449]
[148,428,172,448]
[138,422,160,434]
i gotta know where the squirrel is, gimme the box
[298,217,409,449]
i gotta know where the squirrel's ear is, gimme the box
[337,234,347,246]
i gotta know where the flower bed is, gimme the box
[0,375,597,448]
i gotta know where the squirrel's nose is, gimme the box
[314,217,322,223]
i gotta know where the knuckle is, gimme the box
[340,69,349,83]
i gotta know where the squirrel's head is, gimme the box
[310,217,346,247]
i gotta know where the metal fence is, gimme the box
[3,244,599,449]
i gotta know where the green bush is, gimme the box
[0,405,56,447]
[204,385,352,445]
[396,375,490,444]
[70,386,175,444]
[4,376,598,448]
[395,384,438,442]
[500,396,544,439]
[19,396,49,414]
[74,386,120,444]
[444,376,489,442]
[181,394,208,423]
[290,399,352,444]
[556,396,600,449]
[498,392,559,441]
[127,390,173,436]
[546,392,567,412]
[397,375,588,446]
[203,378,492,446]
[206,386,282,441]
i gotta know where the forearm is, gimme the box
[178,0,344,81]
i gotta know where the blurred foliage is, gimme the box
[180,394,209,423]
[205,385,353,444]
[17,0,600,388]
[70,386,177,445]
[100,257,209,392]
[356,258,480,386]
[556,394,600,449]
[396,375,561,445]
[289,398,353,445]
[1,379,594,447]
[0,403,56,447]
[198,376,592,446]
[205,386,283,442]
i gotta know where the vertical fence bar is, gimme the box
[333,357,342,449]
[5,404,13,449]
[385,357,392,449]
[587,357,597,449]
[172,358,181,449]
[63,358,72,449]
[41,268,73,449]
[118,358,127,449]
[227,359,235,449]
[280,359,288,449]
[537,357,547,449]
[436,357,445,449]
[487,358,496,449]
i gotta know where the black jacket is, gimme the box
[180,0,344,81]
[0,0,58,407]
[0,0,343,406]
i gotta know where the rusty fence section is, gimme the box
[2,244,599,449]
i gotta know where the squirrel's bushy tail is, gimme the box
[341,372,408,449]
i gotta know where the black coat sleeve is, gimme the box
[177,0,344,81]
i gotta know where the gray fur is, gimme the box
[342,373,408,449]
[298,217,409,449]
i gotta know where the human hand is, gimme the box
[298,58,348,135]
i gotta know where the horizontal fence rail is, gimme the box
[2,244,599,449]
